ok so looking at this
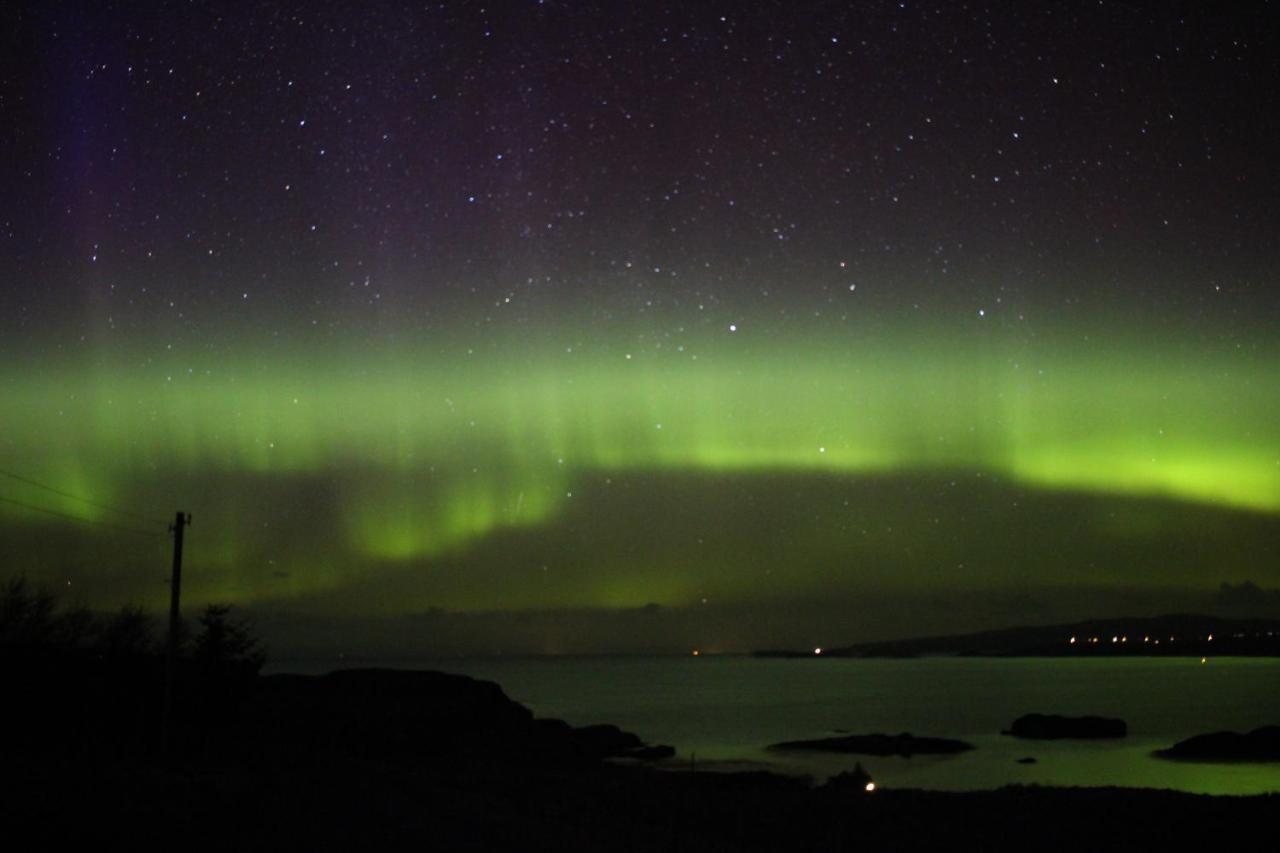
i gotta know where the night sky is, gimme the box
[2,2,1278,656]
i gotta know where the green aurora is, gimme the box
[4,313,1279,652]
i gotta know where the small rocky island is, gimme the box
[1156,726,1280,761]
[1003,714,1127,739]
[769,732,974,756]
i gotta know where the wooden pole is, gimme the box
[161,510,189,756]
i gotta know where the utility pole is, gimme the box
[160,510,190,757]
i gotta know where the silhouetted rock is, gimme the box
[246,668,536,761]
[821,762,876,791]
[768,732,973,756]
[625,744,677,761]
[564,723,643,757]
[1156,726,1280,761]
[1003,714,1126,739]
[529,719,673,761]
[245,668,667,767]
[531,716,574,738]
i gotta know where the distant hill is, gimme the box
[754,614,1280,658]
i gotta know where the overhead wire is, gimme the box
[2,474,176,610]
[0,494,166,538]
[0,467,168,527]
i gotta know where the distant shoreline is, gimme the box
[752,612,1280,659]
[263,647,1280,676]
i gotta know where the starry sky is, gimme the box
[2,2,1278,656]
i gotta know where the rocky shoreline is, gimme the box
[1155,726,1280,762]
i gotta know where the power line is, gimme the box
[0,494,165,538]
[0,467,167,526]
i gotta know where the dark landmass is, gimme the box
[4,584,1277,851]
[1156,726,1280,761]
[7,750,1279,852]
[754,613,1280,658]
[245,668,675,765]
[1004,714,1127,740]
[769,732,974,756]
[0,578,674,769]
[4,660,1279,851]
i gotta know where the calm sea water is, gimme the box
[271,656,1280,794]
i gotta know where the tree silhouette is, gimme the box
[0,577,59,649]
[192,603,265,674]
[99,604,156,658]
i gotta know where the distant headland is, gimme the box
[753,614,1280,658]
